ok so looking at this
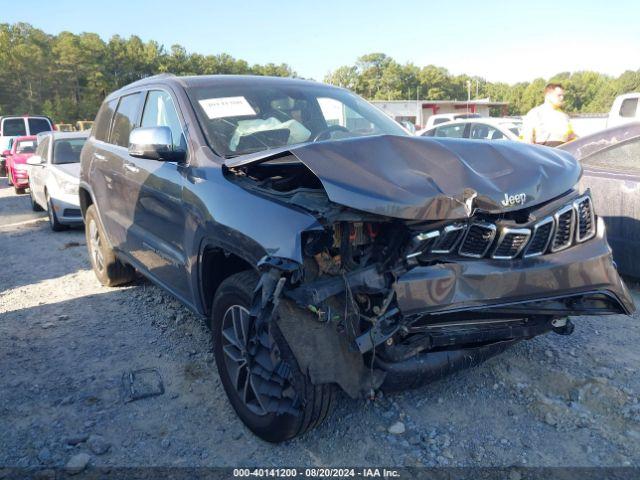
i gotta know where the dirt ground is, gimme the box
[1,179,640,470]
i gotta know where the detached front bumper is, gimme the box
[394,217,635,317]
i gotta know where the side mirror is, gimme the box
[27,156,43,165]
[128,126,186,162]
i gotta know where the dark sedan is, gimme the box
[560,122,640,277]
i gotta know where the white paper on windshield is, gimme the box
[198,96,256,119]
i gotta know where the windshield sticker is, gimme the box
[198,96,256,119]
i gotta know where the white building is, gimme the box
[371,99,510,128]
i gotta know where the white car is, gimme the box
[419,117,522,141]
[27,131,87,231]
[418,112,482,133]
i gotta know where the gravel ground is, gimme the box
[1,180,640,470]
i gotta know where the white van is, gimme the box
[0,115,54,176]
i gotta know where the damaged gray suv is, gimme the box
[80,74,635,442]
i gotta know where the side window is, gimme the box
[317,97,377,133]
[110,93,142,148]
[36,136,50,161]
[141,90,187,151]
[619,98,638,118]
[470,124,504,140]
[28,118,52,135]
[435,123,466,138]
[582,138,640,174]
[2,118,27,136]
[93,99,117,142]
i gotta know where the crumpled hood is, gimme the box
[227,135,582,220]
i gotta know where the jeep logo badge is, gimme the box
[501,192,527,207]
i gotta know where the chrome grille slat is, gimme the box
[574,196,596,242]
[491,227,531,259]
[522,216,554,258]
[459,223,497,258]
[431,224,465,254]
[551,205,576,252]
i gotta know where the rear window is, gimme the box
[28,118,52,135]
[93,99,117,142]
[2,118,26,136]
[110,93,142,147]
[53,138,86,164]
[620,98,638,118]
[16,139,36,153]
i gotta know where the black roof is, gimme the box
[109,74,337,99]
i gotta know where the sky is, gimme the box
[2,0,639,84]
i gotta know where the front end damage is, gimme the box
[226,136,635,400]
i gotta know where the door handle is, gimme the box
[94,153,106,161]
[124,163,140,174]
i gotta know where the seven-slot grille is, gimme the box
[407,194,596,261]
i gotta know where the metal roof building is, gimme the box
[371,99,510,128]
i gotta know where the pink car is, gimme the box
[4,135,37,193]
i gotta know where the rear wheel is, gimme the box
[85,205,135,286]
[211,271,336,442]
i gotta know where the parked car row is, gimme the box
[1,114,87,230]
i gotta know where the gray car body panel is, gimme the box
[560,123,640,277]
[227,134,582,220]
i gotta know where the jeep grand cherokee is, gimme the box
[79,74,635,442]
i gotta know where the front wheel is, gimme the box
[47,195,65,230]
[30,187,43,212]
[211,271,336,442]
[85,205,135,286]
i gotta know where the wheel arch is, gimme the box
[198,242,257,317]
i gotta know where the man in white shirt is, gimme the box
[521,83,577,146]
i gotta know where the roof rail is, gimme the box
[121,73,176,89]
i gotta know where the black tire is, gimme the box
[85,204,135,286]
[211,271,336,442]
[15,186,25,194]
[46,194,66,231]
[29,187,43,211]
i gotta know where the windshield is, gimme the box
[187,82,407,157]
[53,138,86,164]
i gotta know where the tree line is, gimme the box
[324,53,640,116]
[1,24,639,123]
[0,23,295,123]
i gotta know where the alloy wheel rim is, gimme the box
[88,219,105,273]
[221,304,273,416]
